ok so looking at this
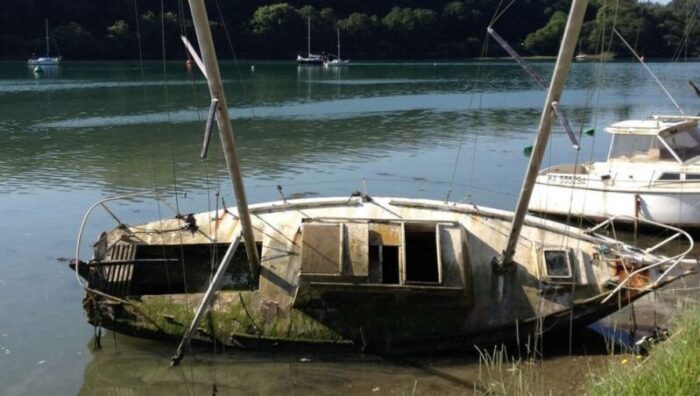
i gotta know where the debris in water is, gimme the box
[4,349,9,354]
[38,360,46,365]
[372,387,380,392]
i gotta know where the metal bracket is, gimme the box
[201,99,219,158]
[551,101,580,150]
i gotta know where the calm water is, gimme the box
[1,59,699,395]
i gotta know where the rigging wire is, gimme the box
[132,0,175,298]
[613,28,685,116]
[156,0,193,362]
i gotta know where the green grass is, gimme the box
[588,308,700,395]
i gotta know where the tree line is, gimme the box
[0,0,697,60]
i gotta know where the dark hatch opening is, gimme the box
[404,228,439,283]
[370,245,400,284]
[128,242,261,295]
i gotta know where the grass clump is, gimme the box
[588,308,700,395]
[474,344,541,395]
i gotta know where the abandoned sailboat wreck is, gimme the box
[71,0,693,361]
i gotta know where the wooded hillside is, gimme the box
[0,0,697,60]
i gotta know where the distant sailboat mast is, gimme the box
[307,17,312,58]
[44,19,50,56]
[337,27,341,60]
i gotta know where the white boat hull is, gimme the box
[531,180,700,226]
[27,57,61,66]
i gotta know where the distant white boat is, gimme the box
[575,53,587,61]
[530,115,700,227]
[297,17,323,65]
[28,19,61,66]
[324,28,350,67]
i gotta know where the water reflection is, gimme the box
[78,323,633,395]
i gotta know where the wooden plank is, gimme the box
[343,223,368,276]
[368,223,402,246]
[301,224,342,274]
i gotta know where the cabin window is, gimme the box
[609,135,671,161]
[543,249,572,279]
[659,126,700,162]
[686,174,700,180]
[658,172,681,181]
[404,224,440,283]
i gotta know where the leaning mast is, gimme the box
[496,0,588,268]
[186,0,260,274]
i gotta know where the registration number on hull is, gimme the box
[547,174,586,185]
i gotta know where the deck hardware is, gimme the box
[201,99,219,158]
[277,185,287,203]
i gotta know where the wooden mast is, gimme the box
[187,0,260,277]
[496,0,588,268]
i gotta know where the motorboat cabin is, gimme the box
[530,116,700,226]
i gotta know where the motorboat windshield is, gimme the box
[608,134,675,162]
[659,125,700,163]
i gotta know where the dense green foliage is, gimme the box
[0,0,698,60]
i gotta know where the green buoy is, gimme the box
[523,145,533,156]
[584,128,595,136]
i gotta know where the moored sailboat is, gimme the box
[28,19,61,66]
[71,0,693,364]
[296,17,323,65]
[324,28,349,67]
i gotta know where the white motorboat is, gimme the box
[27,19,61,66]
[531,115,700,226]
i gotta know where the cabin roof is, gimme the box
[605,118,697,136]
